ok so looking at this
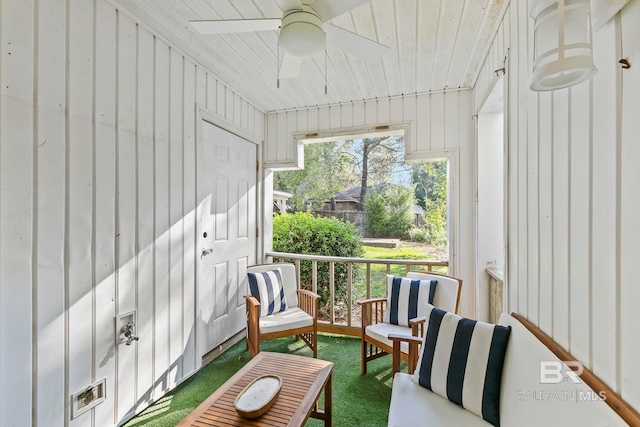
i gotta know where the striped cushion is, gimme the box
[247,269,288,317]
[412,304,511,427]
[383,275,438,327]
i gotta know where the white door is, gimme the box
[199,121,257,356]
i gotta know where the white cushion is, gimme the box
[389,373,492,427]
[407,271,460,313]
[412,304,511,426]
[259,307,313,334]
[365,322,412,354]
[383,275,437,326]
[246,263,298,308]
[497,314,628,427]
[247,268,288,317]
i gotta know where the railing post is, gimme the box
[312,260,318,294]
[347,262,353,327]
[329,261,335,325]
[366,263,371,299]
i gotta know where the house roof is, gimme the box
[112,0,507,113]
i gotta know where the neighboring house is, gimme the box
[321,185,425,226]
[273,190,293,213]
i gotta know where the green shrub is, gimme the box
[408,196,447,247]
[365,186,415,238]
[272,212,364,315]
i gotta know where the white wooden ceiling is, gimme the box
[114,0,506,113]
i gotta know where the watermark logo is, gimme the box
[540,361,583,384]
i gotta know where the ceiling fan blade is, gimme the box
[325,23,390,61]
[312,0,371,22]
[190,19,280,34]
[273,0,303,12]
[279,53,304,79]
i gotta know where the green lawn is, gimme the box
[357,243,448,300]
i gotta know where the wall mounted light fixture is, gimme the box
[530,0,597,91]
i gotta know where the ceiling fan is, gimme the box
[189,0,390,79]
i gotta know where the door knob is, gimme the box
[202,248,214,257]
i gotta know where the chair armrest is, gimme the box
[389,334,423,376]
[244,295,260,309]
[296,289,319,319]
[409,316,426,337]
[356,297,387,306]
[357,298,387,330]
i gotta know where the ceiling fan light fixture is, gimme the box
[279,9,326,57]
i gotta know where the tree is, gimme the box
[274,141,357,211]
[273,135,408,212]
[364,185,415,238]
[412,161,447,207]
[354,136,407,210]
[411,161,448,246]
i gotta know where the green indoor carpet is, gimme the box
[123,334,398,427]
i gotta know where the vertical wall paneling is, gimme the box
[389,97,404,123]
[551,89,570,349]
[297,109,308,133]
[67,1,95,426]
[415,95,429,153]
[136,27,155,407]
[430,92,445,151]
[153,38,171,401]
[402,96,417,154]
[94,3,118,427]
[168,47,184,388]
[36,0,67,424]
[116,14,138,422]
[590,18,618,380]
[526,88,539,326]
[568,83,592,364]
[182,61,197,378]
[352,101,365,127]
[341,103,353,129]
[329,104,341,129]
[473,0,640,409]
[0,0,34,425]
[620,0,640,406]
[205,74,216,112]
[364,100,377,126]
[0,1,265,425]
[537,92,553,333]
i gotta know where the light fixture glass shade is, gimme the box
[279,9,326,57]
[530,0,597,91]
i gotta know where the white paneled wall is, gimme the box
[264,90,473,168]
[474,0,640,410]
[0,0,263,426]
[263,90,478,317]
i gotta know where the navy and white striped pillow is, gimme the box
[247,269,288,317]
[412,304,511,427]
[383,275,437,327]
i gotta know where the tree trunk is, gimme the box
[359,141,369,211]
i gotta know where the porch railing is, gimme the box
[266,251,449,336]
[486,267,504,324]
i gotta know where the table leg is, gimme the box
[325,371,332,427]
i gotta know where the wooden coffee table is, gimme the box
[177,351,333,426]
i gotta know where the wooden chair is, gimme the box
[245,263,320,358]
[358,271,462,375]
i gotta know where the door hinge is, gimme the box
[256,228,259,238]
[256,160,259,171]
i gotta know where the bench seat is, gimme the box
[388,313,629,427]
